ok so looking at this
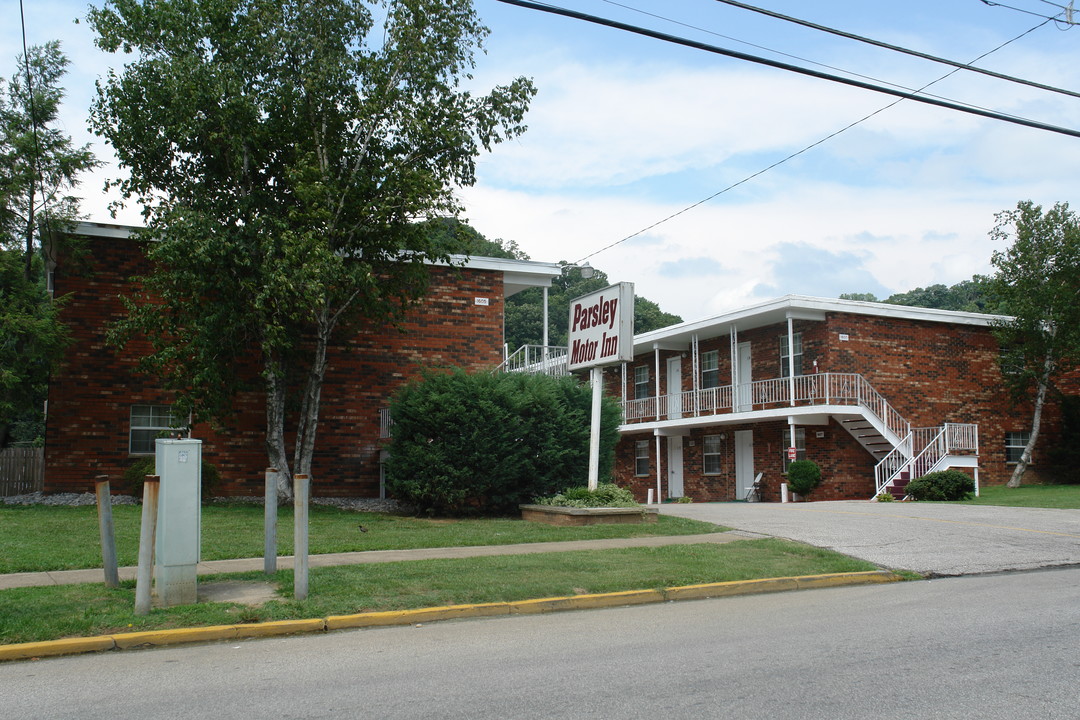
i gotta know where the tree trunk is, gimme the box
[1008,353,1052,487]
[264,355,293,500]
[293,311,330,480]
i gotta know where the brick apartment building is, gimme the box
[42,223,561,498]
[606,295,1056,502]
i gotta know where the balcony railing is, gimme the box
[497,345,569,377]
[622,372,909,441]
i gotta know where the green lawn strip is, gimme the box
[0,504,724,574]
[0,539,877,645]
[960,484,1080,509]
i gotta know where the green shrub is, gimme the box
[906,470,975,501]
[385,369,622,516]
[875,491,895,502]
[534,483,637,508]
[786,460,822,497]
[121,456,221,500]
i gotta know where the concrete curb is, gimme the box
[0,570,899,663]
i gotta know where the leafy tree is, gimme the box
[0,41,95,446]
[839,292,878,302]
[841,278,1001,314]
[90,0,535,497]
[386,369,621,515]
[988,201,1080,487]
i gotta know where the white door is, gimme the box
[667,436,684,498]
[736,342,752,412]
[735,430,754,500]
[667,356,683,419]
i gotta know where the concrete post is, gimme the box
[94,475,119,588]
[134,476,160,616]
[264,468,279,574]
[293,473,309,600]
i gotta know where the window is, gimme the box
[1005,431,1031,463]
[780,333,803,377]
[129,405,182,454]
[781,427,806,472]
[635,440,650,476]
[701,350,719,389]
[703,435,723,475]
[634,365,650,400]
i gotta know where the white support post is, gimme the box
[293,473,310,601]
[264,468,279,575]
[653,346,661,421]
[587,367,603,491]
[654,434,663,503]
[787,316,796,406]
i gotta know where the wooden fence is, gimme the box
[0,447,44,496]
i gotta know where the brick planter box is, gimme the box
[519,504,659,526]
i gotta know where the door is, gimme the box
[667,436,684,498]
[736,342,752,412]
[667,356,683,419]
[735,430,754,500]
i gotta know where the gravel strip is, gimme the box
[1,491,405,513]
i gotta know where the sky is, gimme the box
[6,0,1080,321]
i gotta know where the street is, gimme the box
[3,567,1078,719]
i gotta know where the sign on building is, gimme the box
[567,282,635,371]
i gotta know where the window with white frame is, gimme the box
[634,365,650,400]
[129,405,182,454]
[703,434,723,475]
[1005,431,1031,463]
[780,332,803,377]
[781,427,806,472]
[701,350,719,389]
[635,440,650,476]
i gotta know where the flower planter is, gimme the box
[519,504,658,526]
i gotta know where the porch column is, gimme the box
[542,286,549,348]
[729,325,739,401]
[654,345,661,421]
[787,315,796,406]
[654,432,663,503]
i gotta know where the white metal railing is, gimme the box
[874,422,979,496]
[622,372,909,440]
[497,345,569,377]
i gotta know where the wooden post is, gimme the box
[134,476,160,616]
[264,468,278,574]
[293,473,309,601]
[94,475,120,588]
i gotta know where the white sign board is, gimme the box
[567,282,634,371]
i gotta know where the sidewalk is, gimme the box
[0,531,755,591]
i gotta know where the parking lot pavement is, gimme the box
[661,500,1080,576]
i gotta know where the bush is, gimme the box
[534,483,637,508]
[786,460,822,497]
[385,369,622,516]
[905,470,975,501]
[122,456,221,500]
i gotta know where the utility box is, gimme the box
[155,439,202,606]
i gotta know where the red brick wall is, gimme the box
[44,235,505,497]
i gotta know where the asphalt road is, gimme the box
[2,569,1078,719]
[661,501,1080,575]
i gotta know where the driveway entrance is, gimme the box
[662,501,1080,576]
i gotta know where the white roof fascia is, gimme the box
[633,294,1011,354]
[70,223,561,297]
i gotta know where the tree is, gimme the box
[90,0,535,497]
[987,201,1080,487]
[0,41,95,446]
[0,41,97,278]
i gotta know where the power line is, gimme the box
[711,0,1080,100]
[494,1,1080,138]
[979,0,1077,24]
[598,1,1022,117]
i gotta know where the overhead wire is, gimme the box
[486,1,1064,263]
[598,0,1037,115]
[709,0,1080,100]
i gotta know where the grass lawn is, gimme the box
[0,539,880,645]
[0,502,725,574]
[963,484,1080,509]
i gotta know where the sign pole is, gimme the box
[588,366,603,490]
